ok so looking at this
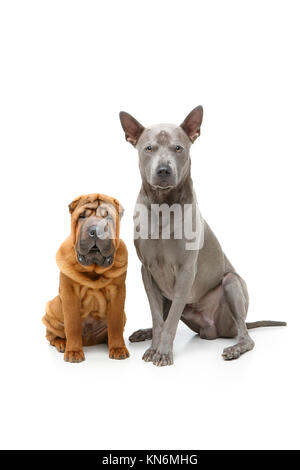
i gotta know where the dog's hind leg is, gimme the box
[221,273,255,360]
[47,331,66,353]
[43,296,66,353]
[129,296,171,343]
[46,330,66,353]
[129,328,152,342]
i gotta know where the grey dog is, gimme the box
[119,106,286,366]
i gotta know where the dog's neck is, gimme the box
[141,167,194,206]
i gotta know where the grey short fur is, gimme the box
[119,106,286,366]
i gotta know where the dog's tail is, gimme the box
[246,320,287,329]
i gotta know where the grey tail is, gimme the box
[246,320,287,329]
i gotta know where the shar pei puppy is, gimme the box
[42,193,129,363]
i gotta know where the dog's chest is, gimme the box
[135,238,184,299]
[73,284,107,318]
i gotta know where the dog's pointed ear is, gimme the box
[180,106,203,143]
[68,196,81,214]
[119,111,145,146]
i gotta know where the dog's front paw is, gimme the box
[152,351,173,367]
[64,349,85,363]
[109,347,130,360]
[142,347,156,362]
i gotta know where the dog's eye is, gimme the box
[175,145,183,153]
[79,212,86,219]
[145,145,153,152]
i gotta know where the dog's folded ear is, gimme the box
[112,198,124,219]
[119,111,145,146]
[118,203,124,219]
[68,196,82,214]
[180,105,203,143]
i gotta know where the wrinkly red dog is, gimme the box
[43,193,129,363]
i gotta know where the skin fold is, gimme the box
[119,106,286,366]
[42,193,129,363]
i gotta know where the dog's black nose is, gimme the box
[88,226,97,238]
[157,166,171,177]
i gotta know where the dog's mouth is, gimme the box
[77,246,114,268]
[151,176,176,191]
[151,183,175,190]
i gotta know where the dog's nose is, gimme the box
[157,166,171,177]
[88,226,97,238]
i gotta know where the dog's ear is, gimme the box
[119,203,124,219]
[112,198,124,219]
[119,111,145,146]
[68,196,82,214]
[180,106,203,143]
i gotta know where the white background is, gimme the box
[0,0,299,450]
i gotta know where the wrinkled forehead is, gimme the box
[96,201,117,218]
[75,199,117,220]
[138,124,189,146]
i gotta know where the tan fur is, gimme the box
[42,193,129,363]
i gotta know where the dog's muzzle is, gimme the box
[77,219,115,267]
[77,251,114,267]
[152,164,175,189]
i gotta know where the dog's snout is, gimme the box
[88,226,97,238]
[157,165,172,177]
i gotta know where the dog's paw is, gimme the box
[222,339,255,361]
[109,347,130,360]
[152,351,173,367]
[222,345,241,361]
[64,349,85,363]
[142,348,156,362]
[129,328,152,343]
[50,337,66,353]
